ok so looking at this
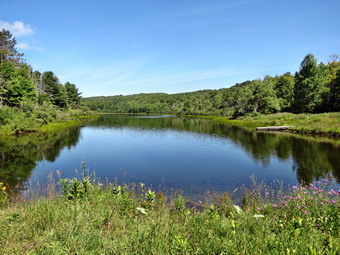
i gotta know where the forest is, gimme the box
[82,54,340,117]
[0,29,83,135]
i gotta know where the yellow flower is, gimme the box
[1,186,6,191]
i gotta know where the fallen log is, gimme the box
[256,126,293,131]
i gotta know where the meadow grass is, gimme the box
[0,177,338,254]
[198,112,340,136]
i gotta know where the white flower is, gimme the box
[136,207,147,215]
[233,205,242,214]
[253,214,265,218]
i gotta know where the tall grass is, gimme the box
[0,176,338,254]
[199,112,340,136]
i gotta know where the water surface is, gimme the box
[1,114,339,200]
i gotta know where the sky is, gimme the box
[1,0,340,97]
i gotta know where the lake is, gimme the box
[1,114,339,201]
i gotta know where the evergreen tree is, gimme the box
[65,82,81,106]
[293,54,326,113]
[0,29,23,65]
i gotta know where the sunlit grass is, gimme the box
[0,177,338,254]
[199,112,340,136]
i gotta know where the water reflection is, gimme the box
[0,114,339,198]
[0,127,81,193]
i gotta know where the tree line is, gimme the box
[0,29,81,109]
[82,54,340,117]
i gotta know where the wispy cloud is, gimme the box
[16,43,43,51]
[103,64,273,90]
[170,0,260,17]
[0,21,34,36]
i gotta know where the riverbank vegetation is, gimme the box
[201,112,340,136]
[0,29,89,136]
[83,54,340,117]
[0,176,338,254]
[82,54,340,136]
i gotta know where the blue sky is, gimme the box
[1,0,340,97]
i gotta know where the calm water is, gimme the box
[1,114,339,201]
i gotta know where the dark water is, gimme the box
[1,114,339,200]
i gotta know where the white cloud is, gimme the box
[0,21,33,36]
[16,43,42,51]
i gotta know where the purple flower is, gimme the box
[273,204,278,208]
[256,207,261,211]
[295,196,302,199]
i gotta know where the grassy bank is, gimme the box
[197,112,340,137]
[0,103,97,136]
[0,178,338,254]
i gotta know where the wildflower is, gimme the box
[253,214,265,218]
[273,204,278,208]
[331,200,336,204]
[136,207,147,215]
[256,207,261,211]
[295,196,302,199]
[303,211,310,215]
[297,206,301,209]
[233,205,242,214]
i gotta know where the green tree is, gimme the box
[54,84,68,108]
[42,71,67,108]
[293,54,326,113]
[0,29,23,65]
[274,72,295,111]
[330,69,340,111]
[42,71,59,96]
[65,82,81,106]
[0,62,36,107]
[249,77,280,114]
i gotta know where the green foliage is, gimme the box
[60,177,92,200]
[0,29,23,65]
[82,54,339,117]
[0,28,83,133]
[330,69,340,111]
[294,54,326,113]
[275,72,295,111]
[0,179,338,254]
[145,189,156,206]
[65,82,82,106]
